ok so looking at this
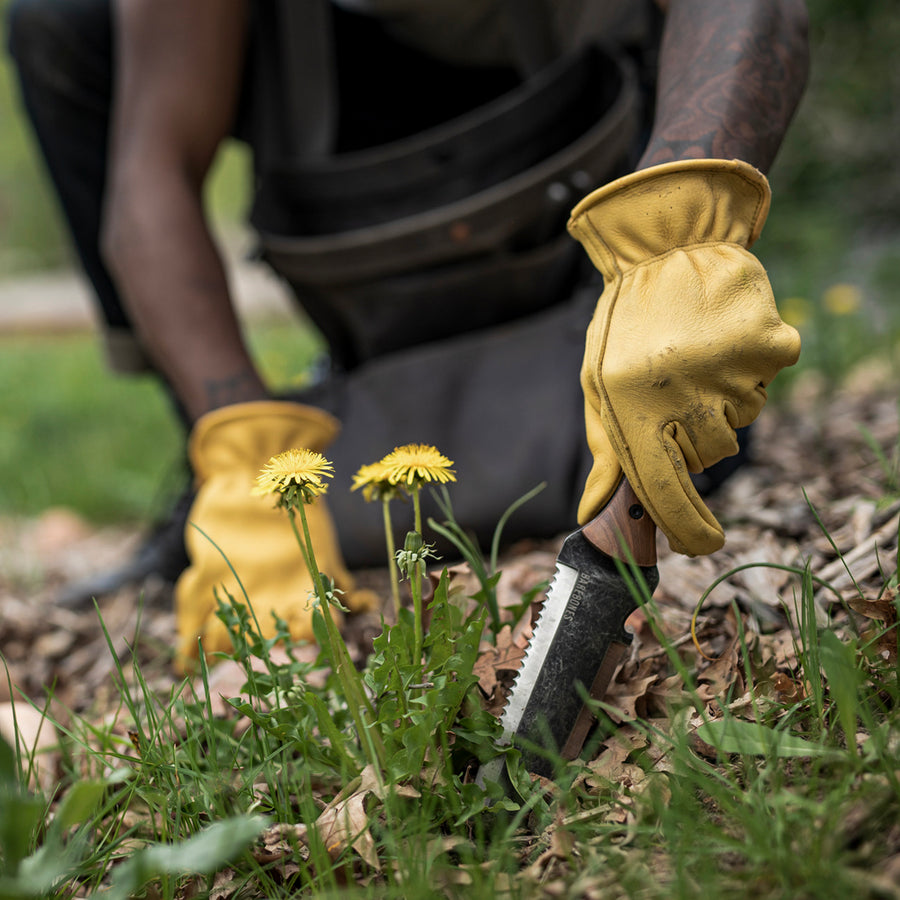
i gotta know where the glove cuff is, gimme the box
[189,401,340,481]
[567,158,771,278]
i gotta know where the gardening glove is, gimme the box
[567,159,801,556]
[174,400,376,669]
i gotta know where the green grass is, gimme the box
[2,476,899,898]
[0,334,182,522]
[0,320,323,523]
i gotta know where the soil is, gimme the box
[1,369,898,750]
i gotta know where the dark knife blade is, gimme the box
[477,476,658,784]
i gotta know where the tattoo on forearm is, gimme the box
[639,0,808,171]
[203,368,267,410]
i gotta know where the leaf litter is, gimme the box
[1,379,899,894]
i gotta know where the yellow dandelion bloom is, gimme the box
[253,449,333,504]
[351,461,400,502]
[778,295,812,329]
[823,283,862,317]
[380,443,456,488]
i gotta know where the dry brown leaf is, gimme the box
[696,610,745,702]
[207,869,241,900]
[585,736,636,784]
[525,809,576,881]
[645,673,692,718]
[252,822,309,864]
[766,671,807,704]
[848,587,898,624]
[314,765,420,871]
[315,780,379,869]
[604,666,660,722]
[758,628,800,672]
[687,713,721,760]
[473,625,527,700]
[849,587,898,664]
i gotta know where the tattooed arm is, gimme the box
[639,0,809,172]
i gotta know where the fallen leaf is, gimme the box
[473,625,527,700]
[252,823,309,864]
[603,662,660,721]
[315,767,384,869]
[765,671,807,704]
[848,588,897,624]
[696,610,745,702]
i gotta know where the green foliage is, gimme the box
[0,724,113,898]
[216,564,511,827]
[694,717,839,760]
[770,0,900,232]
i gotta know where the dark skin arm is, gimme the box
[639,0,809,172]
[101,0,262,423]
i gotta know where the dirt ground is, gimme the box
[1,368,898,749]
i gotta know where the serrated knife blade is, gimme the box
[477,476,658,785]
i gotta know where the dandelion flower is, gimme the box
[778,296,811,329]
[823,283,862,317]
[380,443,456,488]
[351,461,400,502]
[254,448,333,506]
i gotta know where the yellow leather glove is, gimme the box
[567,159,801,556]
[174,401,376,668]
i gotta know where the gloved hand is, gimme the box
[567,159,801,556]
[174,401,376,668]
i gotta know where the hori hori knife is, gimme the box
[477,476,659,785]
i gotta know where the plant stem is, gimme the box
[290,505,386,777]
[382,497,401,619]
[412,489,425,666]
[412,487,423,536]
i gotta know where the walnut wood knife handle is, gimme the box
[581,475,657,567]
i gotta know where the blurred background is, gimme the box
[0,0,897,527]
